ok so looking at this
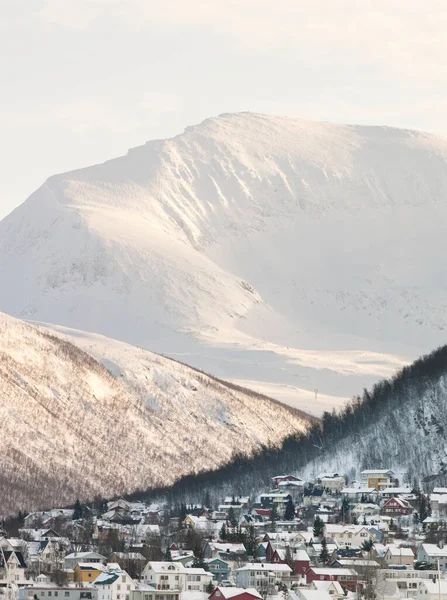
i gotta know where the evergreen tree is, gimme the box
[245,526,259,559]
[284,498,296,521]
[220,523,227,541]
[73,499,83,521]
[206,581,214,595]
[228,507,238,528]
[341,497,350,523]
[284,546,295,573]
[164,548,172,561]
[313,516,325,538]
[319,537,329,565]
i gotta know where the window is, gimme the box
[55,594,58,597]
[65,594,69,597]
[122,576,126,583]
[117,586,121,591]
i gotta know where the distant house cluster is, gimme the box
[0,467,445,600]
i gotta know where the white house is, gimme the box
[19,585,97,600]
[141,562,211,592]
[324,525,373,549]
[319,476,346,493]
[94,569,135,600]
[384,546,414,567]
[235,563,291,590]
[417,580,447,600]
[65,553,107,571]
[417,544,447,570]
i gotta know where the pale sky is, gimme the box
[1,0,447,219]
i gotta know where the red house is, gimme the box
[209,588,262,600]
[305,568,358,591]
[380,497,413,517]
[266,544,310,575]
[271,475,302,489]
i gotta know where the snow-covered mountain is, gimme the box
[2,112,447,412]
[0,312,312,516]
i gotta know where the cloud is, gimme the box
[37,0,447,83]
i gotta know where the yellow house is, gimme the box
[73,562,104,583]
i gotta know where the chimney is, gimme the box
[438,540,444,549]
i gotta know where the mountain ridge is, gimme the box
[0,311,313,517]
[2,112,447,411]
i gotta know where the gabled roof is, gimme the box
[0,550,27,569]
[213,587,261,600]
[94,571,121,586]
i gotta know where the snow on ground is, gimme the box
[0,312,312,516]
[2,112,447,413]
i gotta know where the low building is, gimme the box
[74,563,106,584]
[235,563,291,591]
[384,546,414,567]
[204,558,231,583]
[94,568,136,600]
[305,568,358,592]
[360,470,395,491]
[65,553,106,571]
[209,587,262,600]
[380,497,413,517]
[19,586,97,600]
[417,580,447,600]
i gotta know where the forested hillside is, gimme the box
[142,344,447,506]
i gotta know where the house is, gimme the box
[141,562,212,592]
[65,552,107,571]
[429,494,447,518]
[417,544,447,570]
[203,542,247,561]
[381,487,412,499]
[0,549,28,585]
[309,581,344,598]
[235,563,291,590]
[417,580,447,600]
[259,493,292,509]
[74,563,106,583]
[380,497,413,517]
[319,476,346,493]
[94,568,136,600]
[19,585,97,600]
[271,475,303,489]
[375,569,440,599]
[208,587,262,600]
[204,558,231,583]
[131,583,179,600]
[360,470,395,491]
[305,568,358,592]
[324,524,373,549]
[384,546,414,567]
[265,546,310,576]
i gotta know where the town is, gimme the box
[1,469,446,600]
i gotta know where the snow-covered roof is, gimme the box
[420,544,447,557]
[385,546,414,557]
[309,568,357,576]
[236,563,291,572]
[213,588,261,600]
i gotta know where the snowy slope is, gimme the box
[0,312,312,516]
[2,112,447,412]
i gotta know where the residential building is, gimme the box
[319,476,346,493]
[305,568,358,592]
[209,587,262,600]
[417,544,447,570]
[19,586,97,600]
[380,497,413,517]
[384,546,415,567]
[235,563,291,591]
[141,562,211,592]
[94,569,135,600]
[204,558,231,583]
[360,470,395,491]
[74,563,106,584]
[417,580,447,600]
[65,553,107,571]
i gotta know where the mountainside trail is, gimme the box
[2,112,447,412]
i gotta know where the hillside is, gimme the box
[0,313,312,516]
[2,113,447,411]
[151,344,447,504]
